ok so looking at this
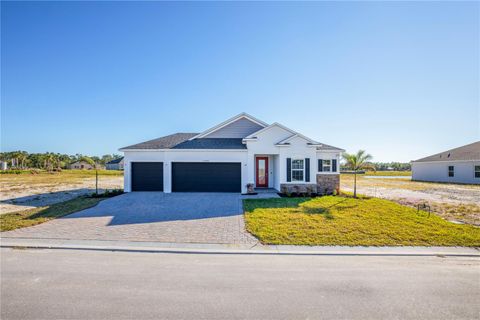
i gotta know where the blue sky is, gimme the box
[1,1,479,162]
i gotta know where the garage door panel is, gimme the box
[132,162,163,191]
[172,162,241,192]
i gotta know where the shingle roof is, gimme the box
[173,138,246,149]
[106,157,124,164]
[412,141,480,162]
[121,133,198,150]
[120,134,246,150]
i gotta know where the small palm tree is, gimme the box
[342,150,374,198]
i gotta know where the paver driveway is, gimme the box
[1,193,258,244]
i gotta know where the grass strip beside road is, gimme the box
[244,196,480,247]
[0,197,104,232]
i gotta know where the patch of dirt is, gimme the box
[341,176,480,225]
[0,176,123,214]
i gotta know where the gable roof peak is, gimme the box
[188,112,269,140]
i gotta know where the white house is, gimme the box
[106,157,124,170]
[69,161,105,170]
[120,113,344,194]
[411,141,480,184]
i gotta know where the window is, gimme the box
[448,166,454,177]
[291,159,304,181]
[323,160,332,172]
[475,165,480,178]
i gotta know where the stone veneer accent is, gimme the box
[280,183,317,194]
[316,174,340,195]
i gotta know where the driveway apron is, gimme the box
[1,193,258,244]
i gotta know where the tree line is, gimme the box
[340,160,411,172]
[370,162,411,171]
[0,151,122,170]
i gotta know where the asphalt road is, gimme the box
[1,248,479,320]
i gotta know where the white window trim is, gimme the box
[322,159,332,172]
[318,158,338,173]
[474,164,480,179]
[291,158,305,182]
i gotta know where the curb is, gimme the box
[1,238,479,257]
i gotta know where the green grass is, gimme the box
[0,196,104,232]
[363,171,412,176]
[244,196,480,246]
[61,169,123,176]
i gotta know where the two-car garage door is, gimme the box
[131,162,241,192]
[172,162,241,192]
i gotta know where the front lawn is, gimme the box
[243,196,480,246]
[0,196,104,232]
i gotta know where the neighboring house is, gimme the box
[411,141,480,184]
[120,113,344,194]
[69,161,105,170]
[106,157,124,170]
[0,161,7,171]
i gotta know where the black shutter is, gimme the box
[332,159,337,172]
[305,158,310,182]
[286,158,291,182]
[318,159,323,172]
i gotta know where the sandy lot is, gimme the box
[0,171,123,214]
[341,174,480,225]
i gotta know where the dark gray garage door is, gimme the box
[131,162,163,191]
[172,162,241,192]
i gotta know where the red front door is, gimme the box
[256,157,268,188]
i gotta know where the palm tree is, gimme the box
[45,153,55,171]
[342,150,374,198]
[17,151,28,169]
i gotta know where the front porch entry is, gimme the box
[255,156,268,188]
[254,155,278,190]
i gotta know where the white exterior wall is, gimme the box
[278,136,318,184]
[245,125,292,186]
[273,155,280,190]
[412,161,480,184]
[123,150,248,192]
[316,151,341,174]
[244,125,341,188]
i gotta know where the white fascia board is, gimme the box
[277,133,320,145]
[316,147,346,152]
[411,159,479,164]
[316,149,345,153]
[244,122,296,139]
[188,113,269,140]
[120,149,247,152]
[245,122,320,145]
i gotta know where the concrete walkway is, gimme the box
[2,238,478,256]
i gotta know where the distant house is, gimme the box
[411,141,480,184]
[0,161,7,171]
[69,161,105,170]
[106,157,124,170]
